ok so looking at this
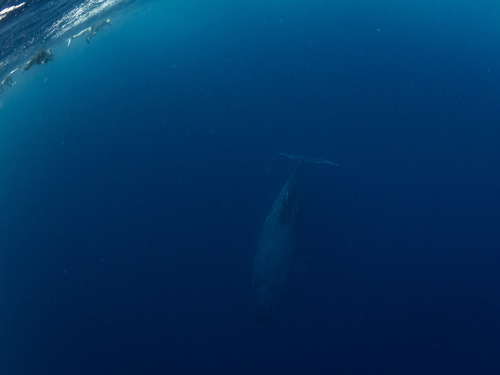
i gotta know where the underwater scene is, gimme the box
[1,0,500,374]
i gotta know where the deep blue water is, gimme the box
[1,0,500,374]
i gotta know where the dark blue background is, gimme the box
[1,0,500,374]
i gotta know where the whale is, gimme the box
[252,154,337,321]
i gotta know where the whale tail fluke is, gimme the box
[278,153,339,167]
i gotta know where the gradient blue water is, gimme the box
[1,1,500,374]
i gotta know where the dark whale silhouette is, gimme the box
[252,154,337,321]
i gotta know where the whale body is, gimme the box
[252,158,305,321]
[252,154,337,321]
